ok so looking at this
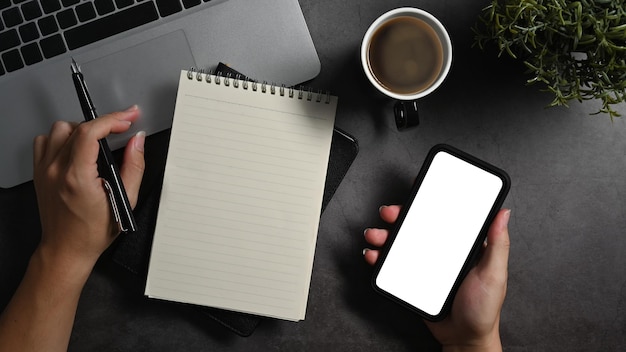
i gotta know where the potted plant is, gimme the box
[473,0,626,118]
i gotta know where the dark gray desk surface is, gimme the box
[1,1,625,351]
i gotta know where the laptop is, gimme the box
[0,0,321,188]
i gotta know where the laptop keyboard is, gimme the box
[0,0,213,76]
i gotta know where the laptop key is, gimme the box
[64,2,159,50]
[155,0,182,17]
[94,0,115,15]
[2,6,24,27]
[115,0,134,9]
[182,0,200,9]
[38,15,58,36]
[21,42,43,65]
[2,49,24,72]
[21,1,42,21]
[0,0,11,11]
[40,0,61,14]
[75,2,97,22]
[61,0,79,6]
[56,8,78,29]
[0,29,20,52]
[40,33,66,58]
[19,22,39,42]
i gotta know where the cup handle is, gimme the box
[393,100,420,130]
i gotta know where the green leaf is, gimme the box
[472,0,626,118]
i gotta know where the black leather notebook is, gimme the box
[111,69,358,335]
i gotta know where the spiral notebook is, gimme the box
[144,70,337,321]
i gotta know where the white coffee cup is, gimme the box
[361,8,452,103]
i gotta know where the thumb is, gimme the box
[477,209,511,282]
[120,131,146,208]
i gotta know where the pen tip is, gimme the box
[70,57,79,73]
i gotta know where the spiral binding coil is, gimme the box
[186,68,331,104]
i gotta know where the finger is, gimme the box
[379,205,401,223]
[104,105,141,127]
[69,107,139,166]
[33,134,48,168]
[363,248,380,266]
[42,121,77,164]
[476,209,511,280]
[364,228,389,247]
[120,131,146,208]
[80,108,137,140]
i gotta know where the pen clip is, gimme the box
[102,179,126,233]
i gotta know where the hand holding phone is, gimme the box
[372,144,510,321]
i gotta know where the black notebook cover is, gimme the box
[111,86,358,336]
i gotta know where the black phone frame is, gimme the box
[371,144,511,321]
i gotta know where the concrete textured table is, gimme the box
[1,1,624,351]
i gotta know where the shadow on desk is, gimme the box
[0,182,40,312]
[323,163,441,351]
[80,257,246,344]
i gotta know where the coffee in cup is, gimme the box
[361,8,452,129]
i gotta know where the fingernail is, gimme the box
[134,131,145,152]
[363,228,370,236]
[125,104,139,112]
[378,205,387,213]
[503,209,511,225]
[362,248,370,256]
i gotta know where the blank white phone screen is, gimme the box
[375,151,504,316]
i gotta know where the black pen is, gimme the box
[70,58,137,233]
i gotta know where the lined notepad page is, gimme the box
[144,71,337,321]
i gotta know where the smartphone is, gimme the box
[372,144,510,321]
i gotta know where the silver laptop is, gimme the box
[0,0,321,188]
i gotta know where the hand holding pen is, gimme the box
[70,58,138,233]
[32,105,145,266]
[9,108,146,352]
